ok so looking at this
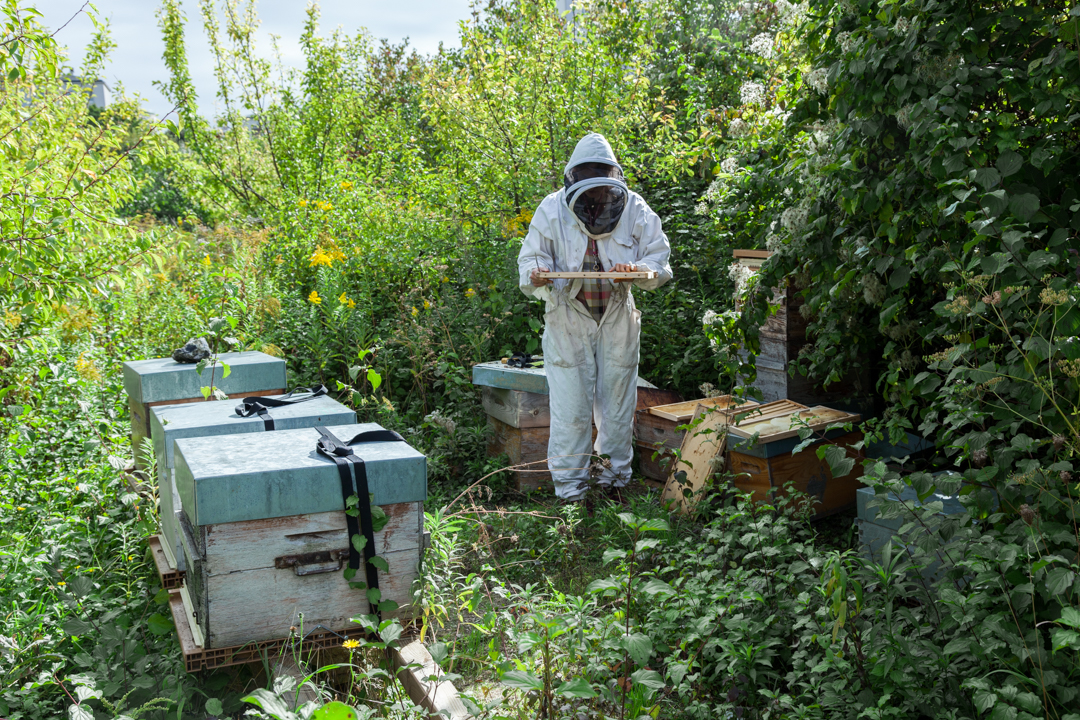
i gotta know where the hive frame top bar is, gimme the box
[535,271,657,280]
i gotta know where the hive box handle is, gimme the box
[275,548,349,576]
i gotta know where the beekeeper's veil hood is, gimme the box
[563,133,627,237]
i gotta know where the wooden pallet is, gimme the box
[148,534,184,590]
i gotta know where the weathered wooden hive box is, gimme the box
[473,361,661,490]
[123,351,287,467]
[727,401,863,519]
[634,396,758,482]
[173,423,426,649]
[150,394,356,572]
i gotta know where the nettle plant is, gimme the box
[696,0,1080,715]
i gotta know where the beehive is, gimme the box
[150,393,356,571]
[173,423,426,648]
[123,351,287,468]
[726,402,863,519]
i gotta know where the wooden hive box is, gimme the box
[150,394,356,573]
[123,351,287,469]
[634,396,758,482]
[726,402,863,519]
[173,423,426,649]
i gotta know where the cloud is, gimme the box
[39,0,472,117]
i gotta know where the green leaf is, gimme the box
[429,641,449,665]
[147,613,175,636]
[602,548,628,564]
[63,618,92,636]
[70,576,94,598]
[241,688,297,720]
[69,705,94,720]
[351,534,367,552]
[370,503,389,533]
[501,670,544,691]
[369,555,389,572]
[205,698,224,716]
[311,703,360,720]
[367,587,382,605]
[379,621,402,646]
[586,578,621,595]
[377,600,399,614]
[220,362,231,379]
[821,445,855,478]
[640,578,676,597]
[367,368,382,390]
[996,150,1023,177]
[1045,567,1076,595]
[1059,607,1080,629]
[1009,193,1040,221]
[310,702,360,720]
[554,677,597,698]
[630,668,665,694]
[622,632,653,667]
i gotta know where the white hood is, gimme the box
[563,132,622,180]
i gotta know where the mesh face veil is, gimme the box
[564,161,628,236]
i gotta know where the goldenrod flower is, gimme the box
[340,181,353,191]
[309,291,322,305]
[3,310,20,328]
[310,249,333,267]
[465,288,476,298]
[441,276,449,283]
[423,299,432,310]
[298,199,308,207]
[338,292,356,309]
[202,255,212,267]
[16,506,24,511]
[75,353,101,383]
[411,306,418,317]
[343,639,361,649]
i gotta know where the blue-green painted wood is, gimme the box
[174,423,427,527]
[728,426,854,459]
[855,480,972,532]
[150,395,356,474]
[471,361,658,395]
[122,351,287,404]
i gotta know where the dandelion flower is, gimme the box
[343,639,361,649]
[58,581,66,587]
[309,291,322,305]
[465,288,476,298]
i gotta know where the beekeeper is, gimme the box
[518,133,672,502]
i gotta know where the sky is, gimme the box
[36,0,475,118]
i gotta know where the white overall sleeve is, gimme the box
[518,219,555,303]
[630,200,673,291]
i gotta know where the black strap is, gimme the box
[315,426,404,617]
[235,385,328,430]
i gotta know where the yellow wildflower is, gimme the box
[338,292,356,309]
[310,249,333,267]
[343,639,361,649]
[340,181,353,191]
[423,299,432,310]
[17,506,24,511]
[127,555,134,561]
[411,306,419,317]
[3,310,20,328]
[75,565,80,570]
[346,298,356,309]
[57,581,66,587]
[75,352,101,383]
[275,255,284,265]
[202,255,212,267]
[298,199,308,207]
[309,290,322,305]
[441,276,449,283]
[465,288,476,298]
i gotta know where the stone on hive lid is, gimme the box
[122,351,287,405]
[174,423,427,528]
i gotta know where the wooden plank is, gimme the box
[728,431,865,520]
[647,395,758,423]
[729,406,860,444]
[205,546,418,647]
[633,412,684,453]
[535,271,656,280]
[487,416,552,491]
[481,387,550,429]
[634,441,675,482]
[661,405,729,514]
[733,249,772,259]
[204,503,422,575]
[394,640,473,720]
[180,585,206,647]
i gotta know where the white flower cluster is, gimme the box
[895,103,914,130]
[775,0,807,26]
[720,157,740,173]
[728,262,754,300]
[835,31,857,54]
[893,17,913,35]
[780,206,810,233]
[702,309,719,325]
[765,232,783,251]
[749,33,775,59]
[728,118,750,137]
[914,52,962,87]
[425,410,456,435]
[806,67,829,95]
[740,82,766,105]
[837,0,857,15]
[862,273,886,306]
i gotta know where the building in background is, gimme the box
[61,74,110,110]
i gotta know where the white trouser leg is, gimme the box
[543,299,598,500]
[594,289,641,487]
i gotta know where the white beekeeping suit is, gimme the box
[517,133,672,500]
